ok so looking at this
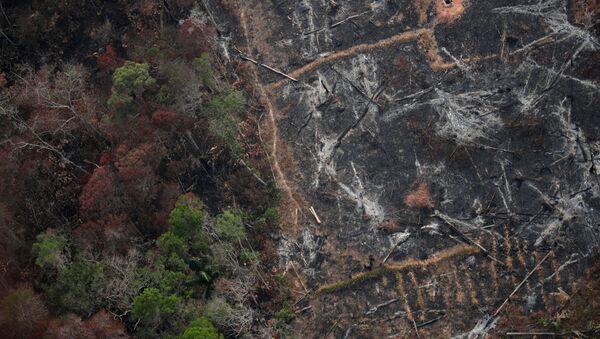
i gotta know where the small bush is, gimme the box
[156,85,174,104]
[276,304,295,324]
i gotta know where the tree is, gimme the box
[107,61,155,119]
[114,143,162,212]
[79,166,126,220]
[213,210,245,241]
[193,53,216,90]
[31,230,69,270]
[156,231,185,256]
[207,92,245,155]
[168,194,204,240]
[83,309,128,338]
[44,256,105,315]
[132,288,181,328]
[182,317,224,339]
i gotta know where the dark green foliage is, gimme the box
[44,257,104,315]
[208,91,245,116]
[214,210,245,241]
[168,195,204,240]
[159,271,188,295]
[157,84,174,105]
[182,317,224,339]
[156,231,185,256]
[132,287,181,325]
[207,91,245,154]
[262,207,279,225]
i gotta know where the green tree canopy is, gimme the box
[168,194,204,240]
[44,256,104,315]
[111,61,155,95]
[213,210,245,241]
[182,317,224,339]
[31,230,68,270]
[156,231,185,256]
[132,287,180,325]
[108,61,155,119]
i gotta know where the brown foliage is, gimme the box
[403,182,435,209]
[177,18,217,57]
[44,310,128,339]
[96,45,125,70]
[79,166,126,220]
[151,109,177,127]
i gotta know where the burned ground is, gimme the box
[218,0,600,337]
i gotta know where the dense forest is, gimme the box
[0,1,291,338]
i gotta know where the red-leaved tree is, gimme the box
[79,166,126,220]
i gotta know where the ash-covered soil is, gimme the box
[217,0,600,337]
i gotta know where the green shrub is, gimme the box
[169,202,203,240]
[206,91,245,154]
[157,84,174,104]
[132,288,181,324]
[193,52,215,90]
[182,317,224,339]
[32,230,68,269]
[209,91,245,115]
[239,248,258,263]
[276,304,295,324]
[44,257,104,315]
[263,207,279,226]
[159,271,187,294]
[156,231,185,256]
[209,112,241,155]
[213,210,245,241]
[206,242,237,276]
[536,317,563,332]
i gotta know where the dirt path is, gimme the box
[238,7,304,227]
